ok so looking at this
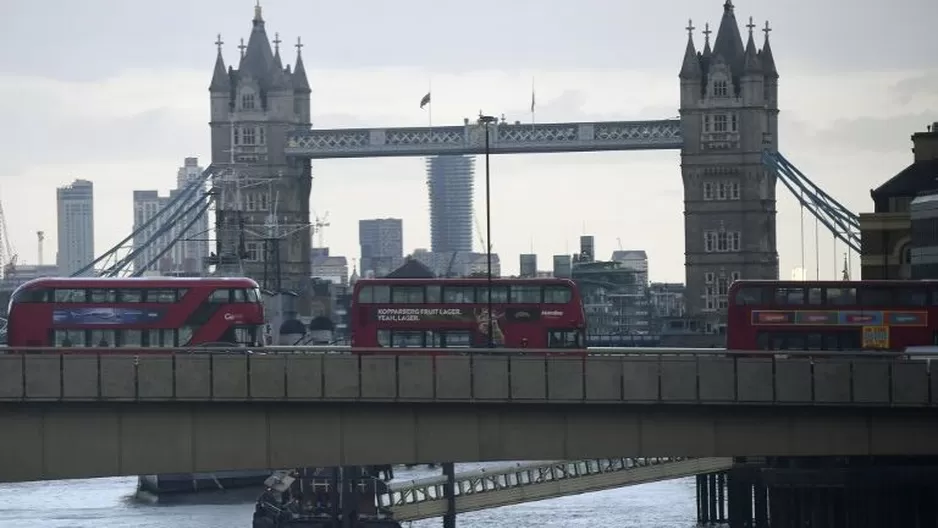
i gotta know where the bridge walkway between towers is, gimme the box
[383,457,733,521]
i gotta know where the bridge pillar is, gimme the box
[442,462,456,528]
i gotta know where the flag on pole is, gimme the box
[530,89,536,113]
[420,92,431,109]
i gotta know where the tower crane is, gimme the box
[37,231,45,266]
[472,213,489,253]
[312,211,331,248]
[0,201,16,278]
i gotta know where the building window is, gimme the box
[233,127,241,145]
[241,93,256,110]
[730,181,741,200]
[244,242,261,262]
[717,182,727,200]
[703,182,714,200]
[731,271,741,282]
[704,230,741,253]
[730,232,741,251]
[242,127,256,145]
[703,115,711,132]
[731,114,738,132]
[257,192,269,211]
[713,115,728,132]
[258,126,266,145]
[705,272,715,284]
[713,80,728,98]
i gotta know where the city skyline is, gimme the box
[2,0,936,281]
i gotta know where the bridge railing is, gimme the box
[380,457,683,508]
[0,348,934,407]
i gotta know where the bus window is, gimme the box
[827,287,856,305]
[12,288,50,303]
[548,330,580,348]
[147,289,177,303]
[373,285,391,304]
[120,330,143,347]
[391,331,424,347]
[807,287,823,305]
[179,326,196,346]
[358,286,374,303]
[441,330,471,348]
[246,288,259,303]
[90,329,116,347]
[54,329,86,347]
[209,289,230,303]
[232,289,247,303]
[774,287,804,305]
[544,285,571,304]
[89,289,118,303]
[443,286,474,303]
[510,285,541,304]
[426,285,442,303]
[120,289,144,303]
[858,287,893,307]
[476,286,508,304]
[54,289,87,303]
[734,286,763,305]
[391,286,424,304]
[898,287,927,306]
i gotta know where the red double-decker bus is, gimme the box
[727,279,937,352]
[6,277,266,349]
[350,277,587,353]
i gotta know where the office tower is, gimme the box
[359,218,403,277]
[426,155,474,253]
[56,179,94,276]
[519,254,537,278]
[132,157,211,275]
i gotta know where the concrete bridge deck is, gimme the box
[1,351,938,484]
[384,457,734,521]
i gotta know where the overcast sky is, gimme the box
[2,0,936,281]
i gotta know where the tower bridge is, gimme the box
[85,0,861,329]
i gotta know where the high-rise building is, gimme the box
[519,254,537,278]
[56,179,94,276]
[131,158,211,275]
[359,218,403,276]
[426,155,474,253]
[172,157,210,273]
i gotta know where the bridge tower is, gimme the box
[208,4,313,311]
[679,0,779,334]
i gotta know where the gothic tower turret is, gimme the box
[208,3,313,313]
[679,0,779,335]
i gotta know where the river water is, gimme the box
[0,463,704,528]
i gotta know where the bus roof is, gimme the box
[354,277,576,285]
[729,279,938,290]
[14,276,261,290]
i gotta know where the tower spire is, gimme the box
[679,19,702,80]
[761,20,779,78]
[702,22,712,57]
[238,38,246,59]
[209,34,230,91]
[743,16,762,74]
[292,36,311,93]
[254,0,263,23]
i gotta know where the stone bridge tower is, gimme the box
[679,0,780,335]
[208,4,312,310]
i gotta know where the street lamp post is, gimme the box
[478,114,498,348]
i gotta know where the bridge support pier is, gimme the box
[442,462,456,528]
[695,471,726,524]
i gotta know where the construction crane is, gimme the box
[313,211,331,248]
[37,231,44,266]
[0,200,16,278]
[472,213,489,253]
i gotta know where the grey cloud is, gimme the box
[1,106,207,177]
[794,112,936,155]
[890,71,938,106]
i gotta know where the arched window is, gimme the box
[240,90,256,110]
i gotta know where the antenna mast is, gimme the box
[37,231,44,266]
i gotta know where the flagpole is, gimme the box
[530,77,536,132]
[428,78,433,130]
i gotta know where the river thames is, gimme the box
[0,464,706,528]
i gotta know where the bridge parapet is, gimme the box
[0,350,933,407]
